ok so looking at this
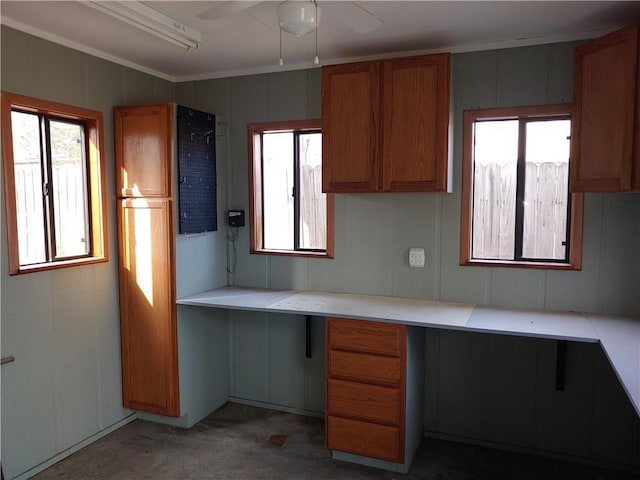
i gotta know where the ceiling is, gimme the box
[2,1,640,82]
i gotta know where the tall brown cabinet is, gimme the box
[114,103,179,417]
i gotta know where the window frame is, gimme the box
[248,119,334,259]
[460,104,583,270]
[1,92,108,275]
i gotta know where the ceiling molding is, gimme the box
[1,17,615,85]
[173,28,609,83]
[1,18,177,83]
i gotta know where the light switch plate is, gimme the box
[409,247,425,268]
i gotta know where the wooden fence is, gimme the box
[473,162,568,260]
[14,161,87,264]
[300,165,326,250]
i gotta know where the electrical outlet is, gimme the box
[409,247,425,268]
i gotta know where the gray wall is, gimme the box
[177,42,640,468]
[0,26,176,479]
[1,23,639,479]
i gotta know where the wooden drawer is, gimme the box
[326,415,402,463]
[329,350,401,387]
[328,317,404,356]
[327,378,400,425]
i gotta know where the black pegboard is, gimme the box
[177,105,217,234]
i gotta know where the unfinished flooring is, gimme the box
[34,403,638,480]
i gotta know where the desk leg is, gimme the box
[555,340,567,391]
[306,316,312,359]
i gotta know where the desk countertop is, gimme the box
[177,287,640,417]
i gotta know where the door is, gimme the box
[114,104,173,197]
[322,62,381,192]
[382,53,450,192]
[117,198,179,416]
[570,26,638,192]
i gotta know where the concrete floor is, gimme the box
[34,403,639,480]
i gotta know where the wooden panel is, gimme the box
[118,198,179,416]
[382,53,450,192]
[326,415,402,463]
[270,314,305,409]
[436,330,485,439]
[231,311,270,401]
[322,62,381,192]
[571,26,638,192]
[327,378,400,425]
[327,317,403,356]
[114,103,173,197]
[482,334,537,448]
[328,350,401,387]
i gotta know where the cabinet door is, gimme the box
[382,53,450,192]
[571,26,639,192]
[322,62,381,192]
[115,104,173,197]
[118,198,179,416]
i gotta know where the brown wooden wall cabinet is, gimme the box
[326,317,424,472]
[322,53,451,193]
[115,103,180,417]
[571,25,640,192]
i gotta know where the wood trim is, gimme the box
[459,109,475,266]
[88,116,108,260]
[248,119,321,133]
[568,192,584,270]
[460,104,582,270]
[247,119,334,258]
[1,91,108,275]
[325,193,335,259]
[636,31,640,189]
[248,123,264,252]
[398,324,407,463]
[1,92,20,275]
[465,103,573,121]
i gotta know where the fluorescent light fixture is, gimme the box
[84,1,202,50]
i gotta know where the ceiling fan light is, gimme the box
[277,1,320,37]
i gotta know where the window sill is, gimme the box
[10,256,109,276]
[461,259,581,271]
[250,248,334,260]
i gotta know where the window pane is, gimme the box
[263,132,294,250]
[298,132,325,250]
[11,111,46,265]
[472,120,518,260]
[50,120,90,258]
[523,119,570,260]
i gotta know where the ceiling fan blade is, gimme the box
[336,1,383,34]
[196,1,262,20]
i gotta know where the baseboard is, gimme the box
[10,414,137,480]
[227,397,324,419]
[423,429,639,474]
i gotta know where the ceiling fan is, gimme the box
[195,1,383,35]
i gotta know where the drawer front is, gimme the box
[327,378,400,425]
[327,415,402,463]
[328,317,404,356]
[329,350,401,387]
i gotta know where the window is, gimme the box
[461,104,583,269]
[1,92,108,275]
[248,119,334,258]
